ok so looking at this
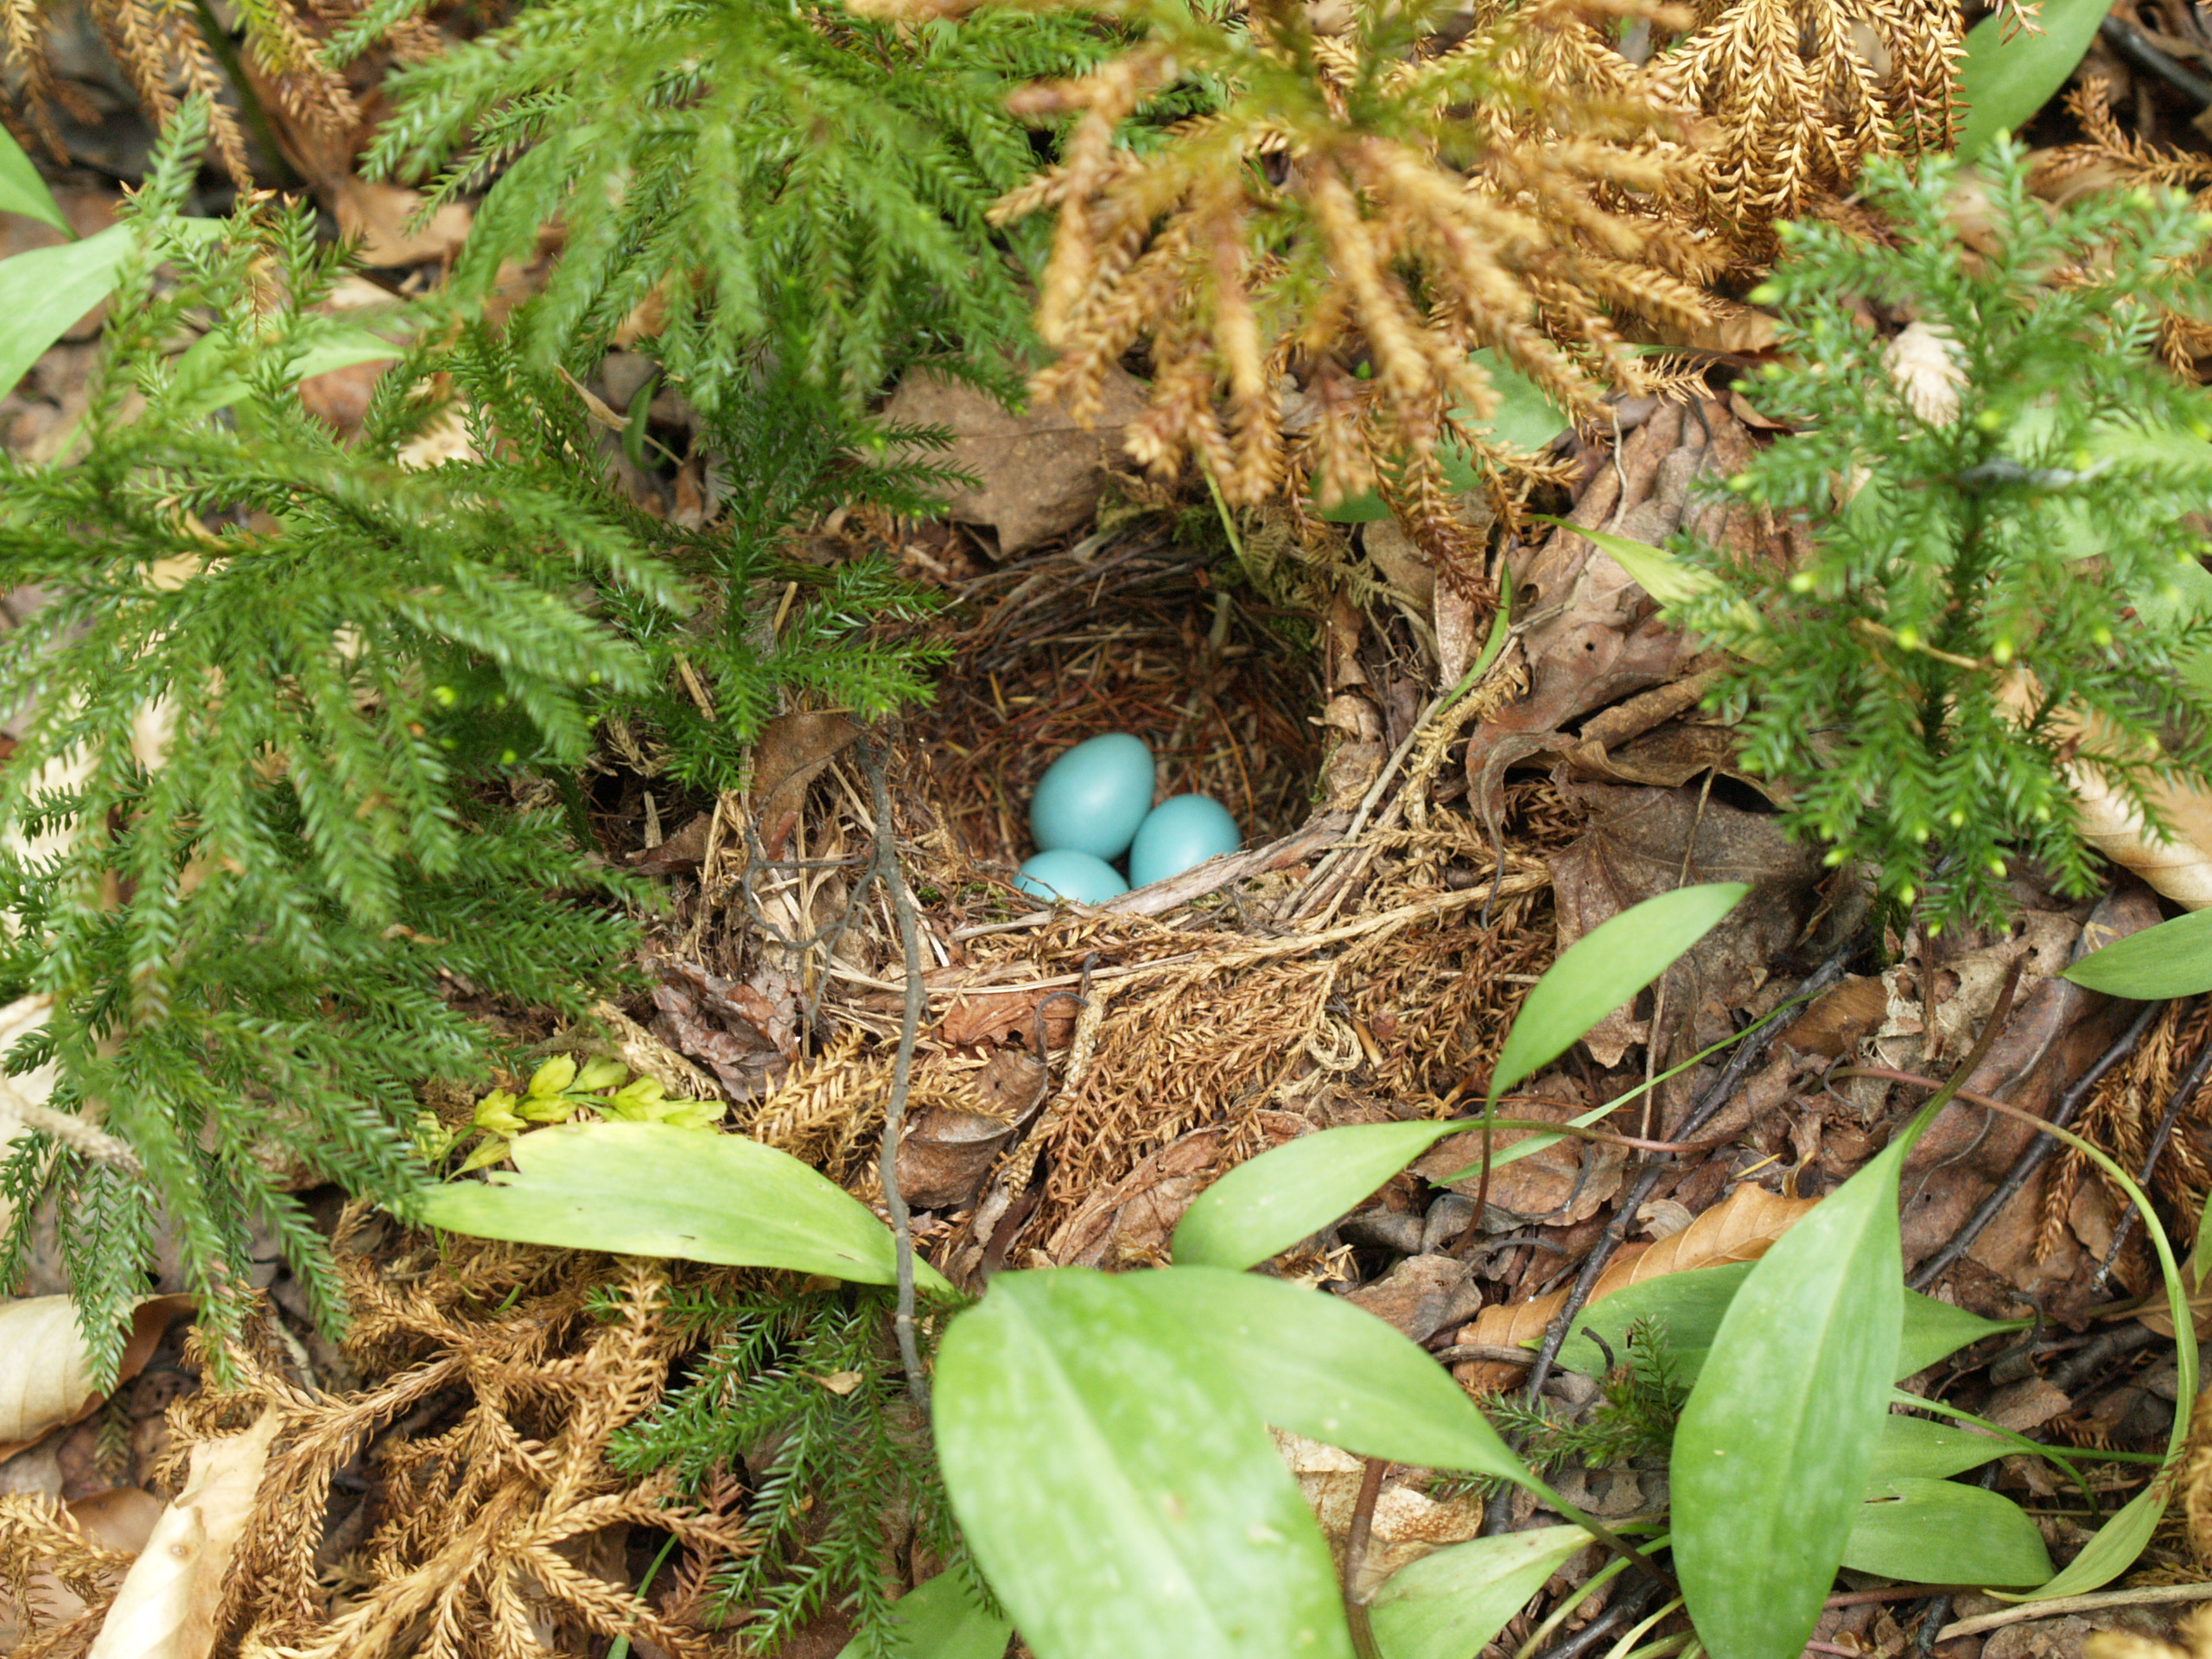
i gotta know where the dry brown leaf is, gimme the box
[748,711,859,861]
[1452,1183,1815,1389]
[0,1295,192,1460]
[880,365,1150,554]
[86,1408,279,1659]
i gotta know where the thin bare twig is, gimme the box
[861,731,929,1408]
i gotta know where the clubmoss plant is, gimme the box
[1680,141,2212,929]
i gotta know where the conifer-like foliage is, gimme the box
[359,0,1109,406]
[1680,144,2212,930]
[609,1281,969,1658]
[0,105,955,1372]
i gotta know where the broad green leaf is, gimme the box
[1126,1267,1540,1488]
[1492,884,1748,1103]
[1369,1526,1592,1659]
[1560,1263,2017,1388]
[0,126,68,234]
[0,218,220,401]
[1956,0,2118,162]
[1867,1416,2007,1484]
[166,324,403,420]
[1669,1141,1909,1659]
[2063,907,2212,999]
[1317,350,1570,522]
[0,224,133,398]
[414,1120,950,1292]
[2004,1484,2163,1600]
[1173,1121,1466,1271]
[934,1270,1352,1659]
[836,1570,1010,1659]
[1840,1479,2053,1586]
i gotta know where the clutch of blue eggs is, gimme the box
[1014,733,1243,905]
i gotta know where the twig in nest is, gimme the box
[861,731,930,1408]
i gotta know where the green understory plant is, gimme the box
[1675,139,2212,931]
[420,876,2199,1659]
[0,103,959,1374]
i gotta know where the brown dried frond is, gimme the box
[165,1242,750,1659]
[2,0,364,186]
[988,0,1711,588]
[1642,0,1959,254]
[0,1495,137,1659]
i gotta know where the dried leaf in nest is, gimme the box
[981,0,1712,579]
[1452,1181,1815,1389]
[163,1240,747,1659]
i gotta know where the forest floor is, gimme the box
[12,4,2212,1657]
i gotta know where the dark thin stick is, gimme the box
[2095,1007,2212,1289]
[1516,941,1858,1406]
[861,734,929,1409]
[2101,15,2212,107]
[1345,1458,1389,1659]
[1524,1578,1664,1659]
[1909,999,2164,1291]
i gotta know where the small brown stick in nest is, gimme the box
[861,731,930,1408]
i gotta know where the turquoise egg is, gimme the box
[1129,794,1242,887]
[1029,733,1155,860]
[1014,849,1129,905]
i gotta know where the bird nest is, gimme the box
[647,508,1577,1277]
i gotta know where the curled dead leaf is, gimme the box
[0,1295,193,1460]
[1451,1182,1815,1390]
[87,1408,280,1659]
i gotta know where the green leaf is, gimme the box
[1867,1415,2008,1484]
[2005,1484,2164,1599]
[1840,1478,2054,1586]
[1125,1267,1541,1488]
[934,1269,1352,1659]
[1559,1264,2017,1388]
[413,1120,950,1292]
[2063,907,2212,999]
[835,1571,1011,1659]
[1540,521,1721,609]
[1369,1526,1593,1659]
[0,126,69,234]
[1491,884,1750,1102]
[1956,0,2119,162]
[0,224,134,398]
[1173,1121,1468,1272]
[1669,1140,1909,1659]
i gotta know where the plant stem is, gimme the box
[863,731,929,1410]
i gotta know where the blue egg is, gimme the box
[1029,733,1155,860]
[1014,849,1129,905]
[1128,794,1242,888]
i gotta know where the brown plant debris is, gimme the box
[156,1229,748,1659]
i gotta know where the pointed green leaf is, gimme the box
[1867,1416,2007,1485]
[0,224,133,398]
[413,1120,950,1292]
[1369,1526,1593,1659]
[1956,0,2117,162]
[1173,1121,1468,1272]
[1998,1483,2163,1600]
[1126,1267,1541,1488]
[934,1270,1352,1659]
[836,1570,1010,1659]
[1560,1263,2013,1388]
[1492,884,1748,1102]
[1842,1479,2053,1586]
[1669,1142,1908,1659]
[2063,907,2212,999]
[0,126,68,234]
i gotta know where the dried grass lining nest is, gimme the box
[655,516,1573,1279]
